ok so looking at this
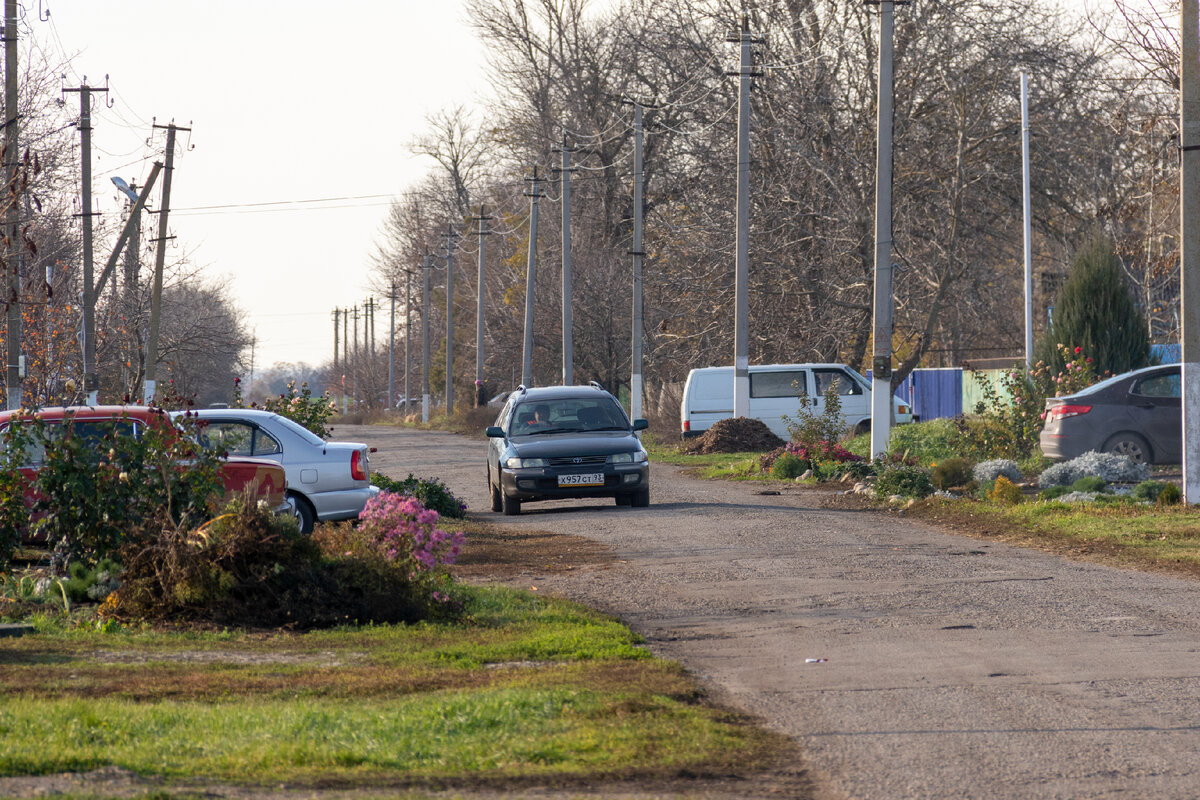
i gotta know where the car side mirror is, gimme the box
[485,426,506,438]
[632,419,649,431]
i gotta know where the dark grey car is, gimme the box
[485,384,649,515]
[1040,364,1180,464]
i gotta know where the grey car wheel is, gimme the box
[501,491,522,516]
[1104,432,1152,464]
[290,493,315,534]
[489,470,503,512]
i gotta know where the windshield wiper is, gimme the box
[538,427,584,435]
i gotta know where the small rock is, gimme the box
[800,469,813,480]
[888,494,904,503]
[853,482,868,494]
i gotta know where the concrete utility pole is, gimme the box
[332,307,340,374]
[352,305,360,409]
[1181,0,1200,503]
[727,16,760,418]
[404,268,413,414]
[145,121,188,404]
[64,80,108,404]
[631,102,646,423]
[342,307,349,413]
[443,226,455,416]
[4,0,19,411]
[1021,73,1034,370]
[557,136,575,385]
[869,1,896,460]
[473,205,492,405]
[521,167,543,388]
[422,253,432,422]
[388,285,395,408]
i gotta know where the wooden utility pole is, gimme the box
[422,253,432,422]
[556,137,575,385]
[145,121,188,404]
[473,205,491,405]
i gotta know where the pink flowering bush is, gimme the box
[358,491,465,574]
[232,378,337,438]
[760,439,862,478]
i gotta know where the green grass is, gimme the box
[0,586,785,789]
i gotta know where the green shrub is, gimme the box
[987,475,1024,505]
[61,559,123,604]
[784,382,847,447]
[771,453,808,479]
[930,458,973,490]
[1132,481,1168,503]
[1038,485,1072,501]
[1071,476,1108,494]
[372,473,466,519]
[1159,483,1183,506]
[874,464,933,499]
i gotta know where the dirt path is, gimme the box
[351,424,1200,800]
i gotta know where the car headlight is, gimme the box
[611,451,648,464]
[505,456,548,468]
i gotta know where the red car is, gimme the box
[0,406,292,536]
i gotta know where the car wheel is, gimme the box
[489,470,503,512]
[631,487,650,508]
[290,493,316,534]
[615,494,633,506]
[501,491,522,516]
[1104,432,1152,464]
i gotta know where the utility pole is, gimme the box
[444,226,455,416]
[422,252,432,422]
[1181,0,1200,503]
[388,284,396,409]
[63,79,108,404]
[405,268,413,414]
[352,305,360,409]
[1021,73,1033,370]
[555,136,575,385]
[521,167,543,387]
[727,16,760,418]
[4,0,19,411]
[145,120,188,404]
[631,101,646,423]
[332,307,340,375]
[869,1,896,459]
[342,306,349,413]
[473,204,492,405]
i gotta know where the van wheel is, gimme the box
[854,421,870,437]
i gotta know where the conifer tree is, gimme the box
[1034,236,1151,377]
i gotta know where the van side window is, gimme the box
[750,371,807,398]
[813,369,863,396]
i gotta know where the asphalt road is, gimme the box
[340,423,1200,800]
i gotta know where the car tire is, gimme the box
[615,494,633,506]
[631,487,650,508]
[1104,432,1152,464]
[501,491,522,516]
[489,471,503,512]
[290,493,316,534]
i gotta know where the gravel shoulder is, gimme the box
[352,424,1200,800]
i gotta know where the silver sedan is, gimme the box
[179,408,380,533]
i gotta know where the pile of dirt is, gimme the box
[683,417,785,454]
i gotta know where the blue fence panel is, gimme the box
[869,368,964,422]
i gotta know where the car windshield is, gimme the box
[509,398,629,436]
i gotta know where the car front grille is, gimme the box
[547,454,608,467]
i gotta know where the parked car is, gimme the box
[680,363,913,439]
[0,406,291,538]
[1040,364,1180,464]
[485,384,650,515]
[178,408,380,533]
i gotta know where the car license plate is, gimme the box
[558,473,604,487]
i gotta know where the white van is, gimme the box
[679,363,912,440]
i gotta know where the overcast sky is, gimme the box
[35,0,485,375]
